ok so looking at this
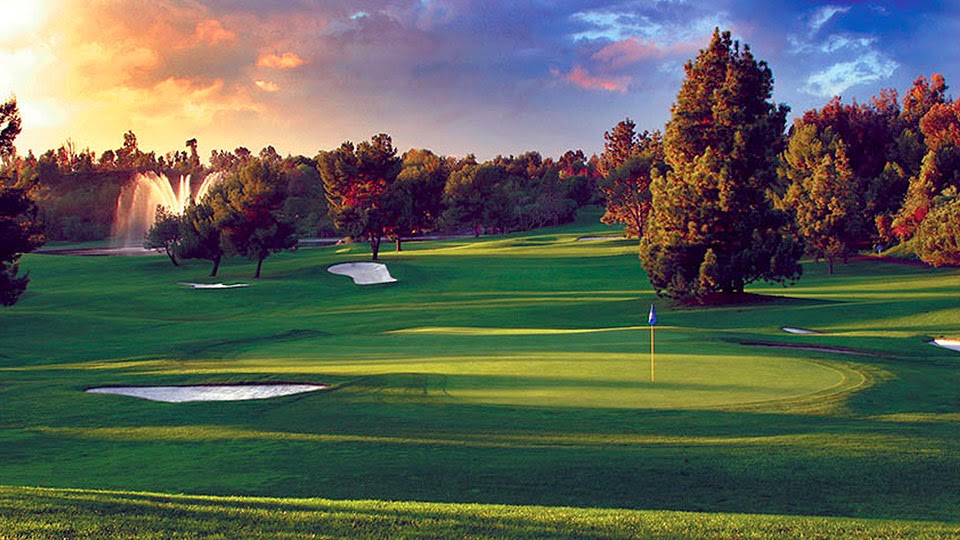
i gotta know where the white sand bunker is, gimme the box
[931,339,960,353]
[85,384,327,403]
[328,262,397,285]
[180,282,249,289]
[782,327,820,335]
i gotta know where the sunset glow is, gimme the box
[2,1,958,160]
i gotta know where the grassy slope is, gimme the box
[2,210,959,538]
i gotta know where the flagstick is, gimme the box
[650,324,655,383]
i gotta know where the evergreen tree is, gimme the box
[317,134,401,260]
[780,124,861,274]
[597,131,665,238]
[639,29,801,300]
[144,205,182,266]
[178,197,224,277]
[0,97,44,306]
[213,158,297,278]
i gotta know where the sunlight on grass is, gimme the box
[387,325,647,336]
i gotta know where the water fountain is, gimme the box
[112,171,222,247]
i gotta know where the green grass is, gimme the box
[2,209,959,538]
[2,486,958,540]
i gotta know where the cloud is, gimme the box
[254,79,279,92]
[802,51,899,97]
[193,19,236,46]
[555,65,630,93]
[257,52,306,69]
[809,5,850,33]
[591,38,664,70]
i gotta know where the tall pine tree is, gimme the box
[639,29,801,300]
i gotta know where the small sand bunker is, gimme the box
[180,282,248,289]
[782,327,820,335]
[328,262,397,285]
[931,339,960,353]
[85,384,327,403]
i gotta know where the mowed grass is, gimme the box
[2,209,960,538]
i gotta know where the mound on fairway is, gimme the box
[85,384,327,403]
[328,262,397,284]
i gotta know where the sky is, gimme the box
[2,0,959,162]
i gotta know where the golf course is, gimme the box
[2,209,959,539]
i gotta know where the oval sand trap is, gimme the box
[328,262,397,284]
[86,384,327,403]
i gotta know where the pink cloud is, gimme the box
[560,65,630,93]
[591,38,661,70]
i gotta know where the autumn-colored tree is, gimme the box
[640,29,801,300]
[317,133,402,260]
[893,98,960,239]
[780,124,862,274]
[915,188,960,266]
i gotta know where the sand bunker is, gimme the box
[85,384,326,403]
[931,339,960,353]
[782,327,820,335]
[328,262,397,285]
[180,282,249,289]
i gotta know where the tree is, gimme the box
[384,148,447,251]
[0,96,44,306]
[639,29,801,300]
[596,129,665,238]
[212,158,297,278]
[441,163,509,236]
[178,197,224,277]
[597,118,641,177]
[915,188,960,266]
[780,125,862,274]
[893,99,960,239]
[317,134,401,260]
[144,205,182,266]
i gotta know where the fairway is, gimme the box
[2,213,960,538]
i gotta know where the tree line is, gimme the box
[4,27,959,305]
[149,136,598,277]
[595,29,960,301]
[1,112,601,290]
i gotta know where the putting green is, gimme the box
[236,325,867,411]
[437,352,858,409]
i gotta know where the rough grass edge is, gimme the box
[1,485,958,540]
